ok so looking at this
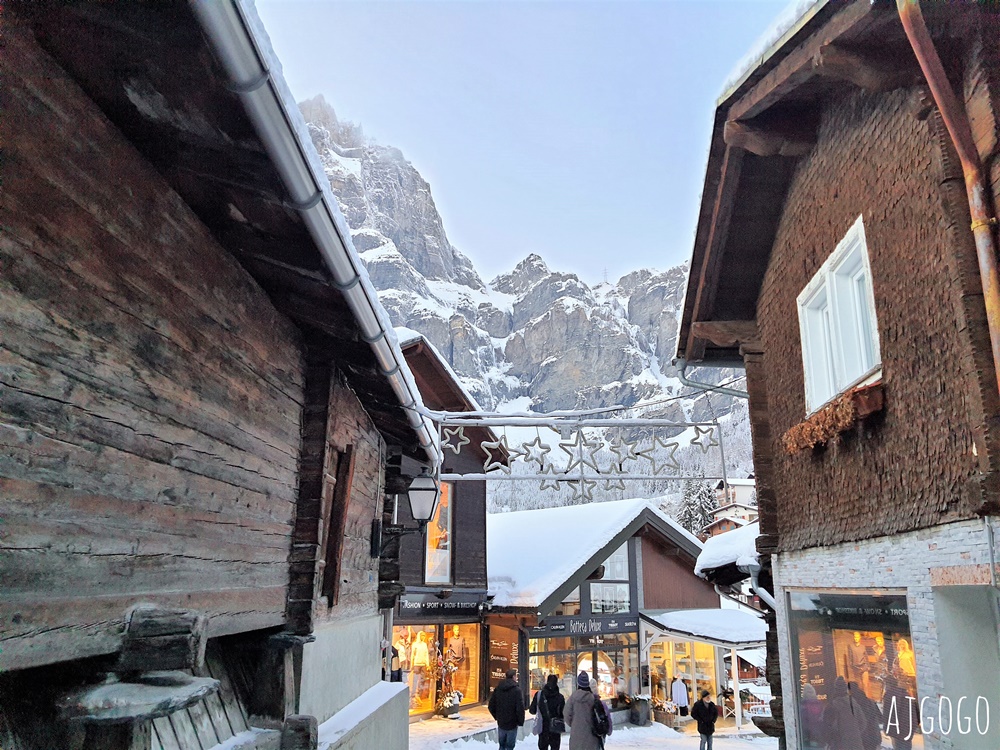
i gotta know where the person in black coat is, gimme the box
[489,669,526,750]
[848,681,883,750]
[690,690,718,750]
[529,674,566,750]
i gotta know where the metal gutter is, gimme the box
[898,0,1000,397]
[189,0,439,466]
[673,358,749,399]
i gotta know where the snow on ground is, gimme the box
[424,722,777,749]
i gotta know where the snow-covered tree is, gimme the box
[676,479,717,535]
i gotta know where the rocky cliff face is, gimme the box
[301,95,738,420]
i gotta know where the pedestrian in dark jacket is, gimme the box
[529,674,566,750]
[690,690,718,750]
[489,669,525,750]
[799,683,825,748]
[882,669,919,750]
[823,676,867,750]
[849,681,883,750]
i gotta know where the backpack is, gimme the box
[591,696,611,737]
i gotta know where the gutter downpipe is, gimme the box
[674,358,749,400]
[739,561,779,612]
[189,1,439,466]
[898,0,1000,396]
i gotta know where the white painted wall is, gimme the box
[299,614,383,724]
[772,517,1000,750]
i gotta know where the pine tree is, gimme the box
[676,480,717,535]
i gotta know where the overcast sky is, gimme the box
[255,0,788,286]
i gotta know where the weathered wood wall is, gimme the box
[0,25,305,671]
[310,372,386,628]
[639,536,719,611]
[752,77,1000,552]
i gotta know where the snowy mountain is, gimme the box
[300,95,752,507]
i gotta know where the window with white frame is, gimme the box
[797,216,881,413]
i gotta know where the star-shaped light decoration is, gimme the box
[606,431,640,473]
[569,478,598,502]
[481,434,522,474]
[539,463,562,491]
[603,477,627,492]
[559,430,601,475]
[691,425,720,454]
[441,425,470,455]
[636,434,682,475]
[520,435,552,470]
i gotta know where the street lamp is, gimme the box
[371,467,440,557]
[406,467,441,529]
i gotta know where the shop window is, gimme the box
[590,582,630,614]
[528,653,578,698]
[424,482,453,584]
[789,591,915,750]
[553,587,581,616]
[647,639,719,710]
[393,625,438,714]
[797,216,881,413]
[600,542,629,580]
[444,623,481,706]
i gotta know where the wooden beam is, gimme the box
[812,44,920,93]
[690,320,760,349]
[684,146,744,361]
[723,119,816,157]
[728,0,889,122]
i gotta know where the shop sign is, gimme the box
[530,615,639,636]
[488,625,519,690]
[397,591,483,619]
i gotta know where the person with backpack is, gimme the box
[489,669,526,750]
[564,671,611,750]
[690,690,718,750]
[529,674,567,750]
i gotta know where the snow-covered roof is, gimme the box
[487,499,701,611]
[642,608,766,649]
[694,522,760,578]
[737,648,767,669]
[702,516,749,533]
[394,326,484,412]
[720,0,827,101]
[714,478,756,488]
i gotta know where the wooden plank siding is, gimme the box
[0,24,304,670]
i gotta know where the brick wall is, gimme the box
[754,84,998,552]
[772,517,1000,750]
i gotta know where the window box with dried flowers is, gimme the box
[782,380,885,455]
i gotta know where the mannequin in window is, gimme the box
[847,631,870,694]
[411,630,432,702]
[447,625,469,694]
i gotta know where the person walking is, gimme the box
[882,667,919,750]
[529,674,566,750]
[823,676,868,750]
[564,671,604,750]
[849,681,883,750]
[799,683,825,748]
[690,690,718,750]
[489,669,525,750]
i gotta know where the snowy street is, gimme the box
[424,723,776,750]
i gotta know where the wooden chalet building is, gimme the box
[485,500,736,708]
[678,2,1000,748]
[1,2,441,749]
[390,330,504,717]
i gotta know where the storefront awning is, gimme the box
[640,608,766,649]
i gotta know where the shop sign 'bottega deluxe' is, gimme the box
[530,616,639,636]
